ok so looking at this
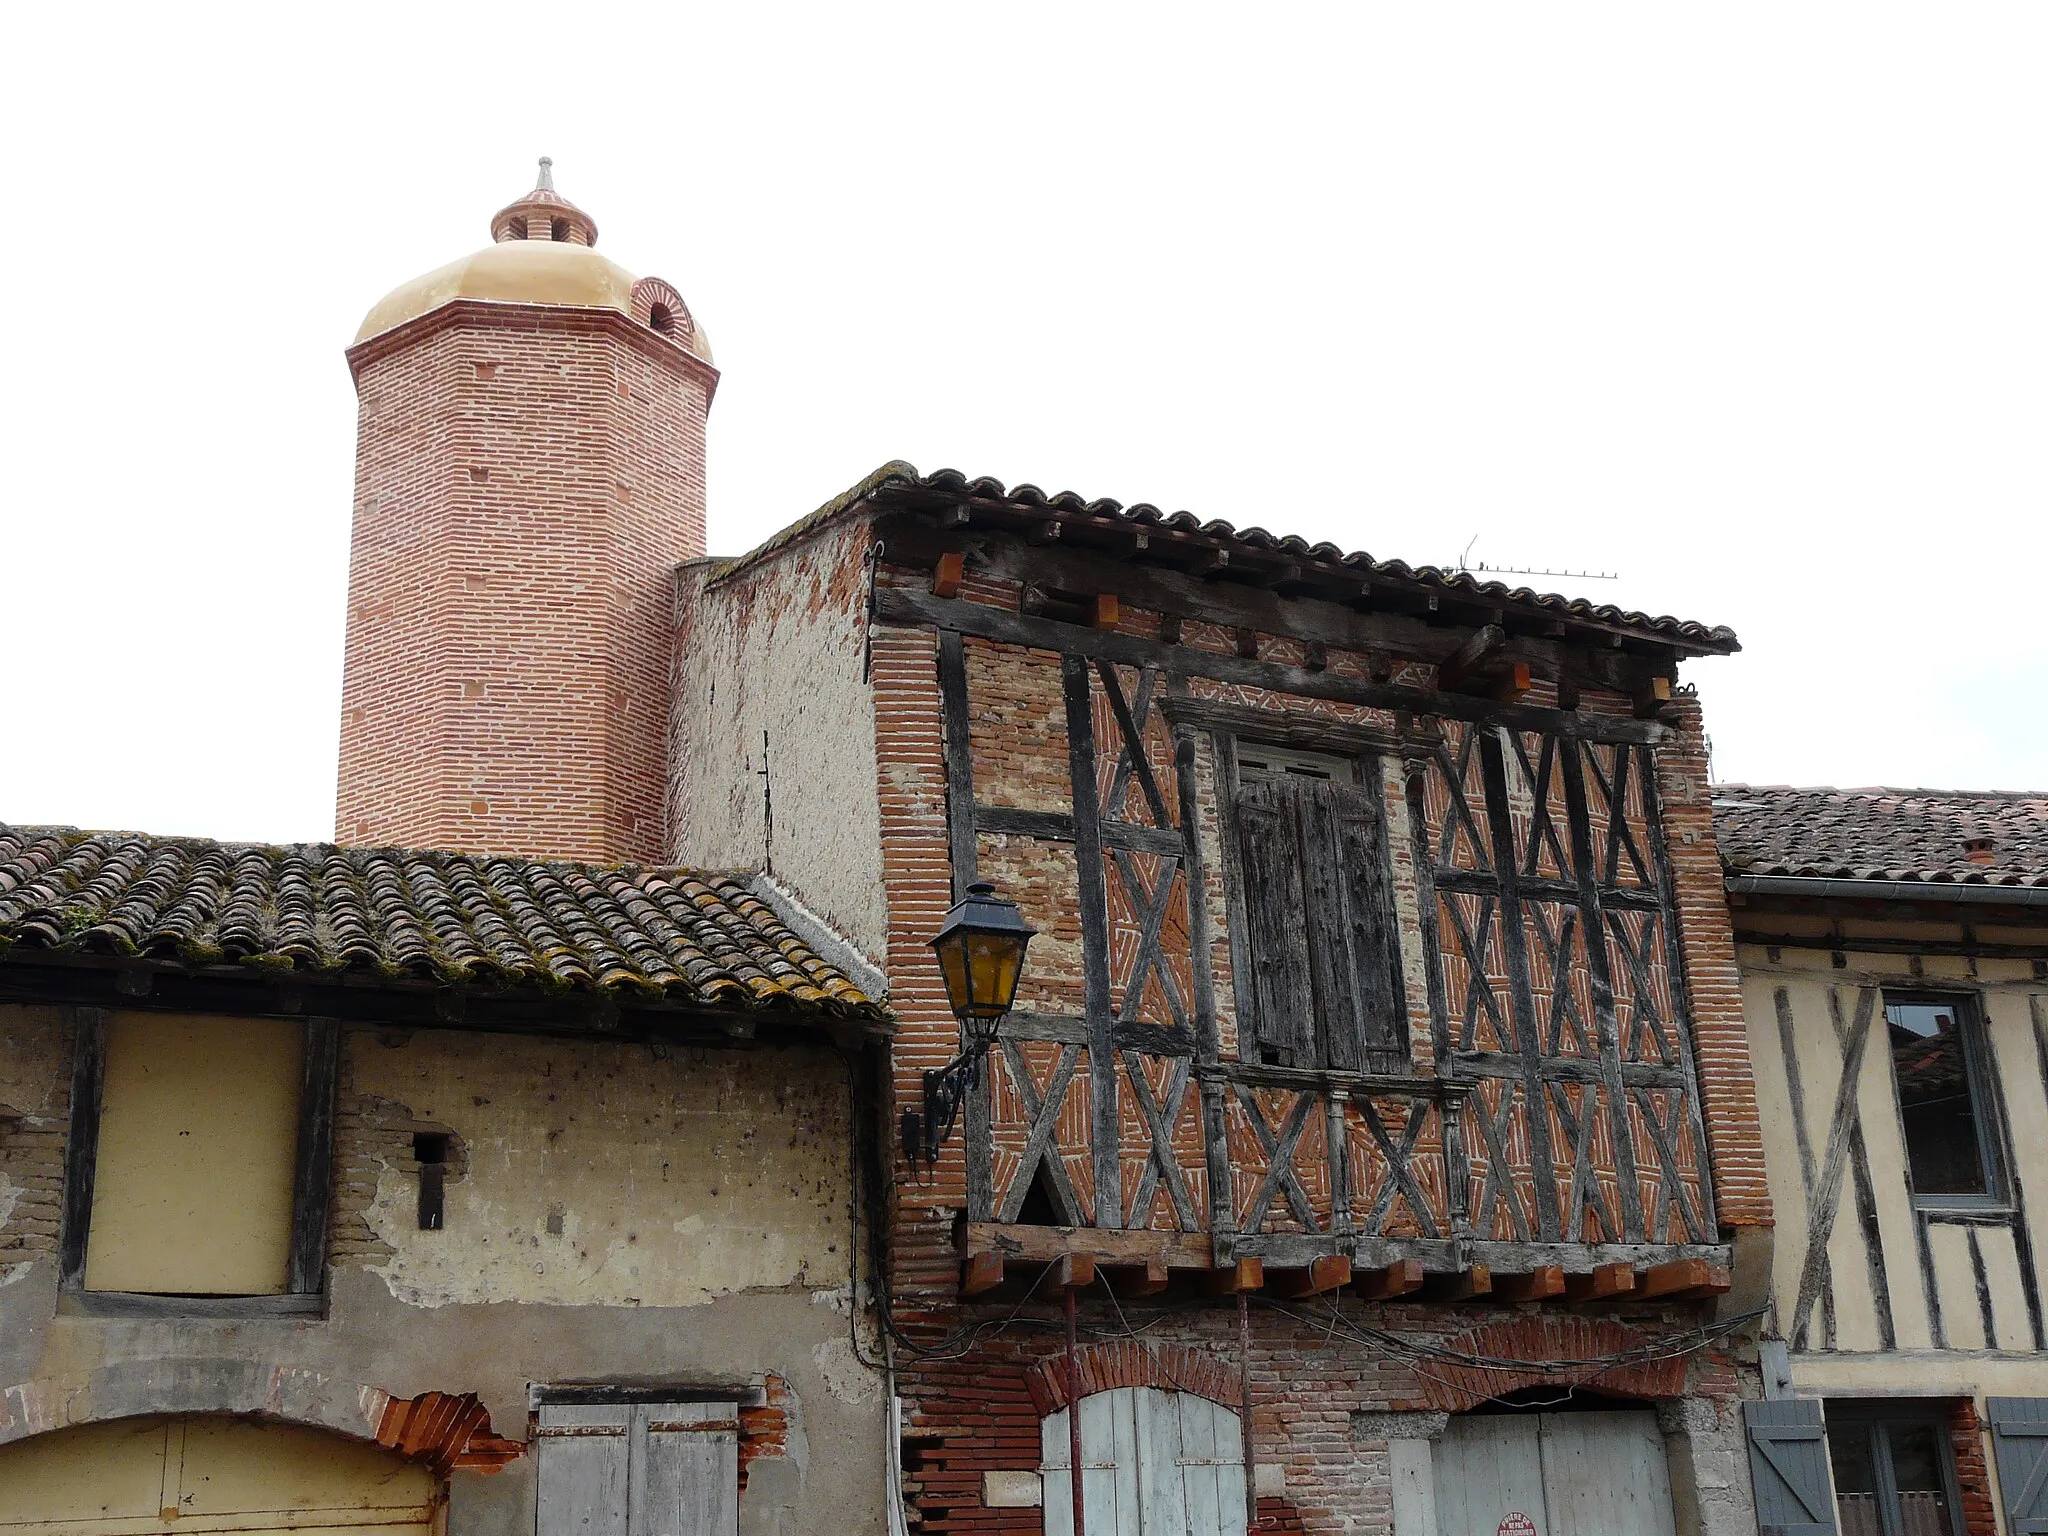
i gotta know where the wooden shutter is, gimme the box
[1743,1400,1839,1536]
[1233,776,1317,1064]
[1988,1399,2048,1534]
[1042,1387,1245,1536]
[1323,781,1407,1072]
[537,1401,738,1536]
[639,1403,740,1536]
[537,1405,631,1536]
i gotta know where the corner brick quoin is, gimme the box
[1415,1316,1688,1413]
[1025,1343,1243,1416]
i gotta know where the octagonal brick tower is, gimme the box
[338,160,716,862]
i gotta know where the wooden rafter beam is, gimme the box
[1436,624,1507,693]
[1202,1258,1265,1295]
[1353,1259,1425,1300]
[1564,1263,1636,1303]
[1108,1259,1171,1299]
[1269,1254,1352,1299]
[1636,1258,1730,1300]
[1491,1266,1565,1303]
[1420,1265,1492,1301]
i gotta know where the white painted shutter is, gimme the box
[539,1401,738,1536]
[1041,1388,1243,1536]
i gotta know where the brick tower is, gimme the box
[338,160,715,862]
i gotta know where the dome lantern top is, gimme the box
[490,157,599,247]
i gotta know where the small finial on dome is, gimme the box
[536,156,555,192]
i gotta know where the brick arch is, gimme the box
[0,1362,521,1476]
[1024,1343,1241,1416]
[1415,1315,1686,1412]
[630,276,695,342]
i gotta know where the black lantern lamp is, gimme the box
[903,881,1035,1169]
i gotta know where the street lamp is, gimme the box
[902,881,1036,1170]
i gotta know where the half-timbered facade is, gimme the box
[1722,788,2048,1536]
[671,463,1778,1536]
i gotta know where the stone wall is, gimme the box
[0,1005,888,1536]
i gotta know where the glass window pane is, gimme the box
[1886,1002,1989,1196]
[1828,1419,1879,1496]
[1885,1422,1954,1536]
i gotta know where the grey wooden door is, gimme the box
[1433,1410,1677,1536]
[536,1401,739,1536]
[1040,1387,1246,1536]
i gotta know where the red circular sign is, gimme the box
[1497,1516,1537,1536]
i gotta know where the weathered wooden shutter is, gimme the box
[1988,1399,2048,1534]
[537,1401,738,1536]
[1743,1399,1839,1536]
[1042,1387,1245,1536]
[537,1405,632,1536]
[1233,775,1317,1064]
[1324,780,1406,1071]
[639,1402,740,1536]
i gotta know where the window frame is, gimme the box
[1823,1399,1968,1536]
[1208,720,1411,1076]
[57,1006,340,1316]
[1880,988,2009,1212]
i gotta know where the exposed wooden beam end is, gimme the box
[1202,1257,1264,1295]
[1270,1254,1352,1300]
[1352,1258,1425,1301]
[932,551,965,601]
[938,503,972,529]
[1093,593,1121,630]
[1157,613,1184,645]
[1302,639,1329,673]
[1436,624,1507,693]
[1636,1258,1731,1300]
[1421,1265,1492,1301]
[1050,1253,1097,1293]
[1632,675,1674,718]
[1564,1262,1636,1303]
[1491,661,1533,702]
[1108,1259,1171,1299]
[961,1251,1005,1297]
[1491,1265,1566,1303]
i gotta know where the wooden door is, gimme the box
[1040,1388,1245,1536]
[0,1415,436,1535]
[1433,1410,1677,1536]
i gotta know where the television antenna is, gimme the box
[1453,535,1618,584]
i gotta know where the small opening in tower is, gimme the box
[550,218,570,242]
[649,303,677,336]
[504,217,526,240]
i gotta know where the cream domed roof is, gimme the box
[354,159,711,363]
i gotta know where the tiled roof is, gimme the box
[0,825,886,1020]
[712,461,1738,654]
[1713,786,2048,889]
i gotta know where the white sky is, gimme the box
[3,5,2043,844]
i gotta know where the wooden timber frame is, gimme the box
[885,574,1730,1292]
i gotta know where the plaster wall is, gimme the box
[1740,938,2048,1374]
[668,515,886,967]
[0,1008,889,1536]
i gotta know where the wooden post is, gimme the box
[1066,1283,1087,1536]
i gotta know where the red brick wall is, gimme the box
[338,301,712,863]
[1949,1398,1997,1536]
[1656,692,1771,1231]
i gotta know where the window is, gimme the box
[535,1399,739,1536]
[1826,1402,1963,1536]
[1885,994,2001,1201]
[550,217,570,242]
[1224,743,1407,1072]
[61,1010,337,1305]
[649,302,677,335]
